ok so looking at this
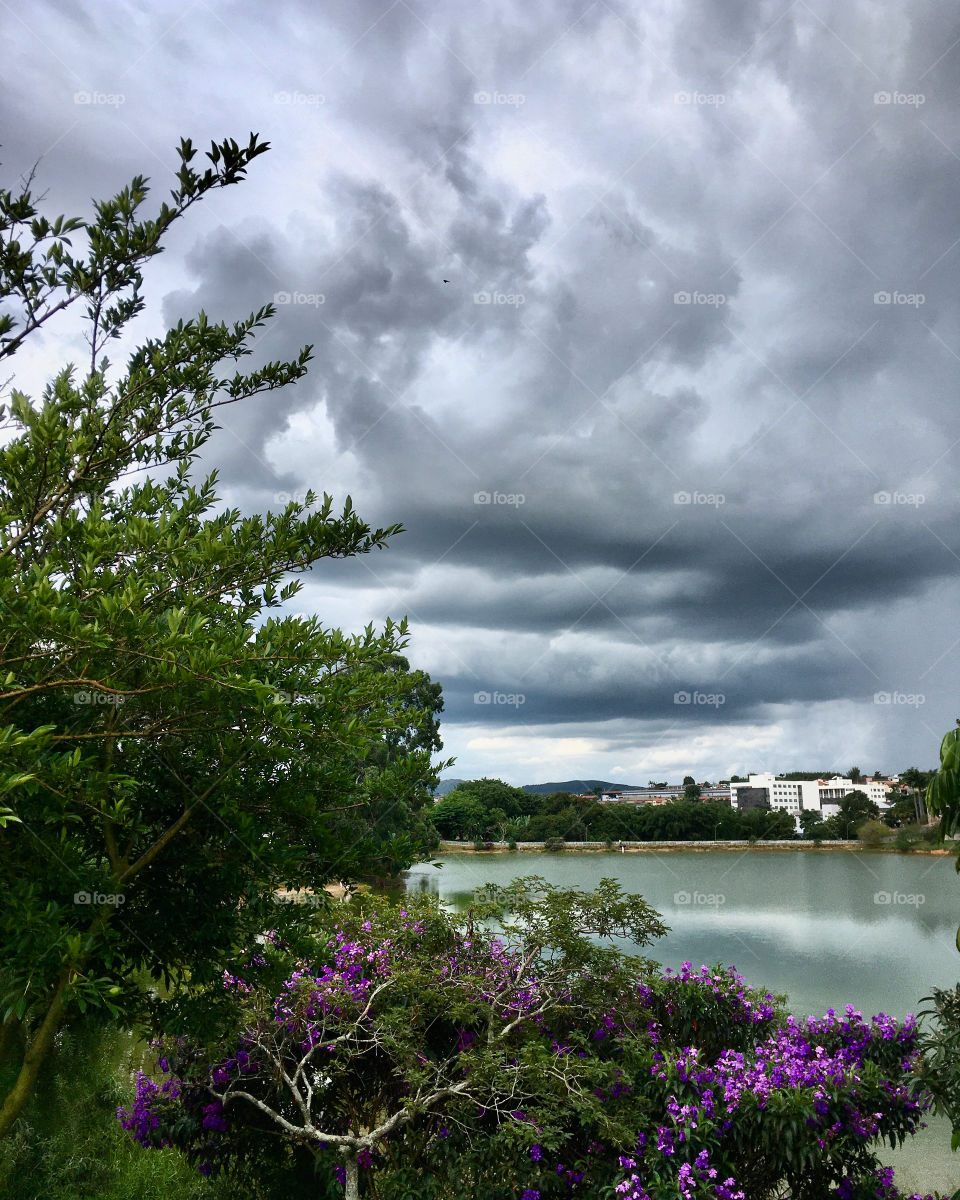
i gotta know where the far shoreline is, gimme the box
[434,839,953,856]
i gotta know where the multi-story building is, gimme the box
[729,774,889,827]
[599,786,680,805]
[599,785,733,806]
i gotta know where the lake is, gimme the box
[403,848,960,1195]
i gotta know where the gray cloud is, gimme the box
[4,0,959,781]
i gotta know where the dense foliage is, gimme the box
[120,882,936,1199]
[918,724,960,1149]
[0,134,445,1135]
[0,1019,225,1200]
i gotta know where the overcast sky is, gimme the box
[5,0,959,785]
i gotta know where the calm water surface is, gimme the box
[403,849,960,1194]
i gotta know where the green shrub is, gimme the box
[857,818,894,847]
[0,1021,225,1200]
[543,837,566,852]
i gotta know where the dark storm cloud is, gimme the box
[4,0,959,780]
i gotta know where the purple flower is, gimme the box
[201,1100,227,1132]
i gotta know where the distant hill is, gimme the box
[433,778,467,796]
[434,778,645,797]
[520,780,644,796]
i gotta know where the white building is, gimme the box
[729,774,888,829]
[600,785,733,806]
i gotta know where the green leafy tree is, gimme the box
[900,766,934,825]
[453,778,533,818]
[364,654,444,768]
[902,766,935,793]
[882,792,918,829]
[738,808,797,841]
[123,880,668,1200]
[856,819,894,848]
[431,791,487,840]
[917,726,960,1148]
[829,790,879,839]
[485,807,509,841]
[432,779,537,841]
[798,809,826,838]
[0,135,446,1135]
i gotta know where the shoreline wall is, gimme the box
[435,839,951,855]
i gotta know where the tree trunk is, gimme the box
[343,1155,359,1200]
[0,967,71,1137]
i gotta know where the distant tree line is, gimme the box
[430,779,797,843]
[431,773,943,846]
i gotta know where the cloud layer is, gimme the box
[5,0,959,782]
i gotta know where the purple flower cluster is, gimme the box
[663,961,777,1024]
[119,917,935,1200]
[608,989,930,1200]
[833,1165,933,1200]
[116,1070,181,1147]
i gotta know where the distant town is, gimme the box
[594,774,906,829]
[436,772,928,833]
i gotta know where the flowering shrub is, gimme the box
[637,962,779,1059]
[118,881,937,1200]
[913,981,960,1153]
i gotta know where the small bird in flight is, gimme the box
[443,279,450,283]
